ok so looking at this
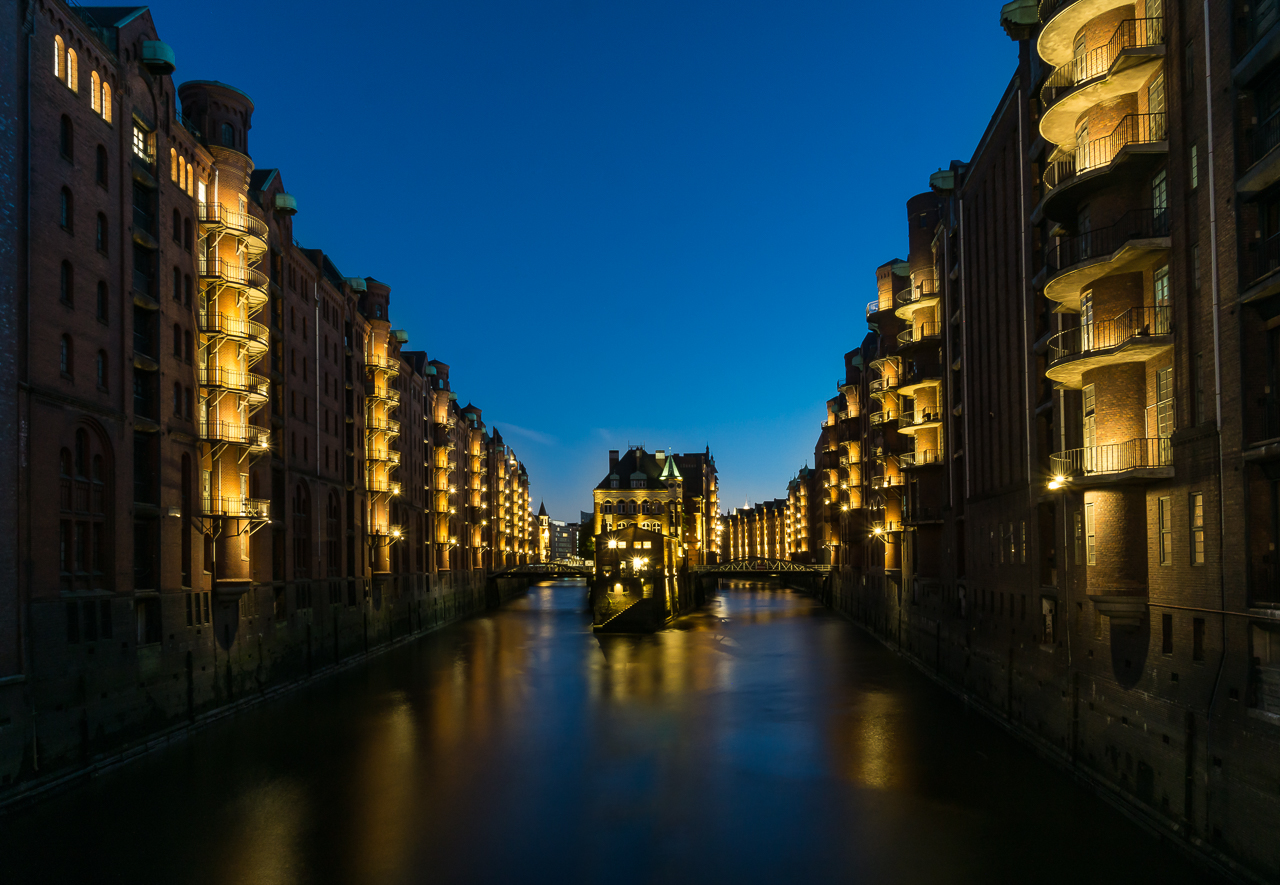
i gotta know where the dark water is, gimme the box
[1,581,1221,885]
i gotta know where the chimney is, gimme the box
[609,450,619,472]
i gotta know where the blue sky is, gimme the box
[148,0,1018,522]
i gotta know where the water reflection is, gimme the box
[0,579,1224,885]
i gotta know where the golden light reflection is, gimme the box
[350,692,417,881]
[219,778,307,885]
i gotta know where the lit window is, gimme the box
[101,81,111,123]
[1158,496,1172,565]
[91,71,100,113]
[132,123,152,162]
[187,163,194,196]
[54,35,64,79]
[170,148,178,182]
[66,48,77,92]
[1156,367,1174,438]
[1191,492,1205,565]
[1084,502,1096,565]
[178,157,185,190]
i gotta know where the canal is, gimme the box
[1,581,1223,885]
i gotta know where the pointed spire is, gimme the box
[538,501,548,517]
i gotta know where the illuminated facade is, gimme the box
[0,1,535,788]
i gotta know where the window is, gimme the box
[170,148,177,182]
[1158,496,1172,565]
[60,334,73,378]
[1162,613,1174,655]
[1153,265,1169,309]
[184,330,193,363]
[173,382,182,416]
[100,81,111,123]
[59,187,72,232]
[96,351,106,390]
[95,213,107,254]
[66,47,77,92]
[1191,492,1206,565]
[1082,383,1097,455]
[172,209,181,243]
[95,145,107,187]
[1190,143,1199,189]
[91,71,100,113]
[1156,367,1174,437]
[183,218,192,252]
[178,156,185,191]
[184,274,192,306]
[59,115,73,160]
[172,266,181,301]
[1152,169,1168,230]
[1148,73,1165,117]
[60,261,73,305]
[1085,502,1097,565]
[172,323,182,358]
[131,123,151,162]
[187,163,194,197]
[96,281,107,322]
[221,123,235,148]
[54,35,64,79]
[1193,617,1206,662]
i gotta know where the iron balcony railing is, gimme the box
[368,449,402,465]
[895,276,939,307]
[197,258,268,291]
[197,202,269,241]
[199,419,270,448]
[367,477,402,495]
[869,376,898,394]
[198,365,269,399]
[899,449,944,468]
[837,408,859,421]
[900,409,943,429]
[898,322,942,347]
[1042,18,1165,108]
[369,524,404,538]
[201,496,271,519]
[1244,111,1280,176]
[198,312,269,349]
[869,409,900,426]
[1047,306,1172,363]
[366,353,401,375]
[1050,437,1172,477]
[869,475,905,490]
[1044,114,1167,191]
[366,417,401,435]
[866,298,891,318]
[1047,208,1170,274]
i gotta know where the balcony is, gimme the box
[869,409,900,427]
[366,416,401,436]
[200,420,271,450]
[198,313,269,356]
[869,376,899,397]
[869,475,905,491]
[366,353,401,377]
[893,278,940,319]
[1240,236,1280,303]
[836,408,859,422]
[198,366,270,404]
[899,449,944,469]
[897,322,941,347]
[1234,2,1280,86]
[368,449,402,465]
[201,496,271,519]
[1240,112,1280,197]
[1039,17,1165,147]
[197,203,268,254]
[365,383,402,406]
[1046,306,1173,389]
[1041,114,1167,219]
[197,259,269,309]
[866,298,894,320]
[370,524,404,539]
[1044,209,1170,309]
[897,410,945,435]
[367,477,402,495]
[1050,437,1172,484]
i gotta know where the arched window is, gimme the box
[96,281,108,322]
[171,209,180,243]
[60,187,72,232]
[61,335,73,377]
[601,501,613,514]
[60,261,73,305]
[183,218,192,251]
[66,48,77,92]
[172,381,182,416]
[178,156,185,190]
[95,213,107,253]
[186,163,194,196]
[172,266,181,301]
[184,330,193,363]
[95,145,107,187]
[172,323,181,357]
[220,123,235,148]
[96,351,107,390]
[100,81,111,123]
[170,148,177,182]
[54,36,65,79]
[183,274,192,306]
[91,71,100,113]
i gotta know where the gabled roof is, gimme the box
[538,501,548,517]
[595,448,679,491]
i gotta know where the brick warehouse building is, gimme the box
[0,2,536,791]
[723,1,1280,878]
